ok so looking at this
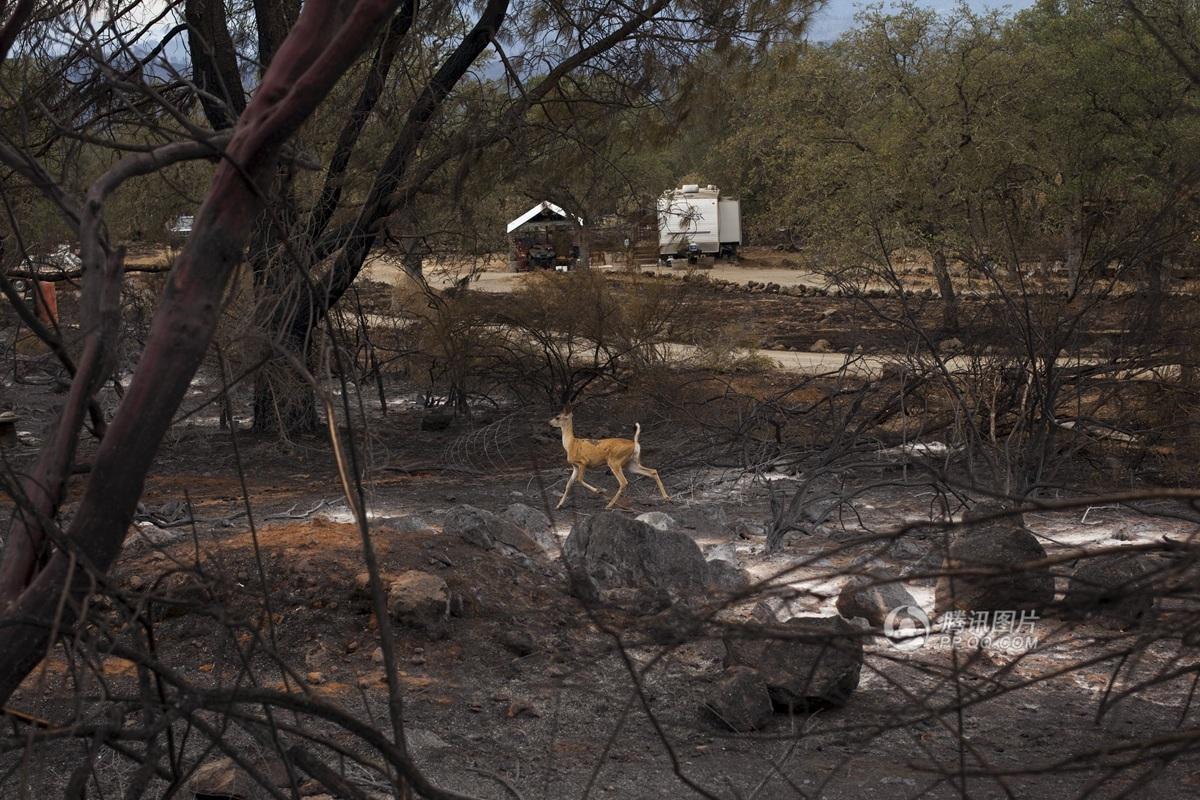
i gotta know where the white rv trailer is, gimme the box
[657,184,741,260]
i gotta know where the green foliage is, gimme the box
[673,0,1200,277]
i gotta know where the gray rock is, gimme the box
[940,337,965,353]
[443,505,541,556]
[598,586,671,613]
[377,514,434,533]
[810,339,834,353]
[724,616,863,709]
[498,627,536,656]
[889,537,927,561]
[735,519,766,539]
[704,666,774,731]
[635,511,677,531]
[188,755,286,799]
[1063,553,1154,628]
[500,503,557,553]
[893,537,946,585]
[131,522,184,547]
[387,570,450,631]
[406,727,452,754]
[420,411,453,431]
[706,559,752,593]
[706,543,738,563]
[752,598,784,624]
[563,512,707,599]
[836,572,917,627]
[934,510,1054,615]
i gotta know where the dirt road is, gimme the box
[362,257,827,294]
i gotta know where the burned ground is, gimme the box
[4,330,1199,797]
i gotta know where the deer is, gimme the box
[549,406,671,510]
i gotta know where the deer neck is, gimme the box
[559,420,576,454]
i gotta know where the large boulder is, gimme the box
[1063,553,1155,628]
[934,510,1054,616]
[635,511,677,532]
[499,503,557,553]
[562,512,708,599]
[443,505,541,556]
[387,570,450,631]
[724,616,863,709]
[890,533,946,586]
[836,572,918,627]
[704,666,774,731]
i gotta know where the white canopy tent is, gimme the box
[506,201,583,234]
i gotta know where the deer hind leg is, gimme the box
[556,465,581,509]
[630,459,671,501]
[605,461,630,509]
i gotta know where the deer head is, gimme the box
[548,405,573,429]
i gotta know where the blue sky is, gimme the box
[807,0,1037,41]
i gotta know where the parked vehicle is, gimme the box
[657,184,741,261]
[167,214,194,239]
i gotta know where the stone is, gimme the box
[940,337,965,353]
[751,598,784,624]
[934,509,1054,615]
[706,559,752,593]
[706,543,738,563]
[353,571,392,600]
[499,503,557,552]
[188,755,287,800]
[598,586,671,613]
[406,727,452,754]
[131,522,183,547]
[735,519,765,539]
[443,505,541,556]
[635,511,676,531]
[386,570,450,630]
[724,616,863,709]
[891,535,946,585]
[376,514,434,534]
[562,512,708,600]
[836,572,918,627]
[1063,553,1154,627]
[420,411,453,431]
[704,666,774,731]
[498,627,536,656]
[889,537,928,561]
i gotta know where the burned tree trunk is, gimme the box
[252,320,321,434]
[0,0,405,705]
[931,248,959,333]
[1145,251,1165,334]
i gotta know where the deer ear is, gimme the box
[562,403,573,414]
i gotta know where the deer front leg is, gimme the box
[556,465,580,509]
